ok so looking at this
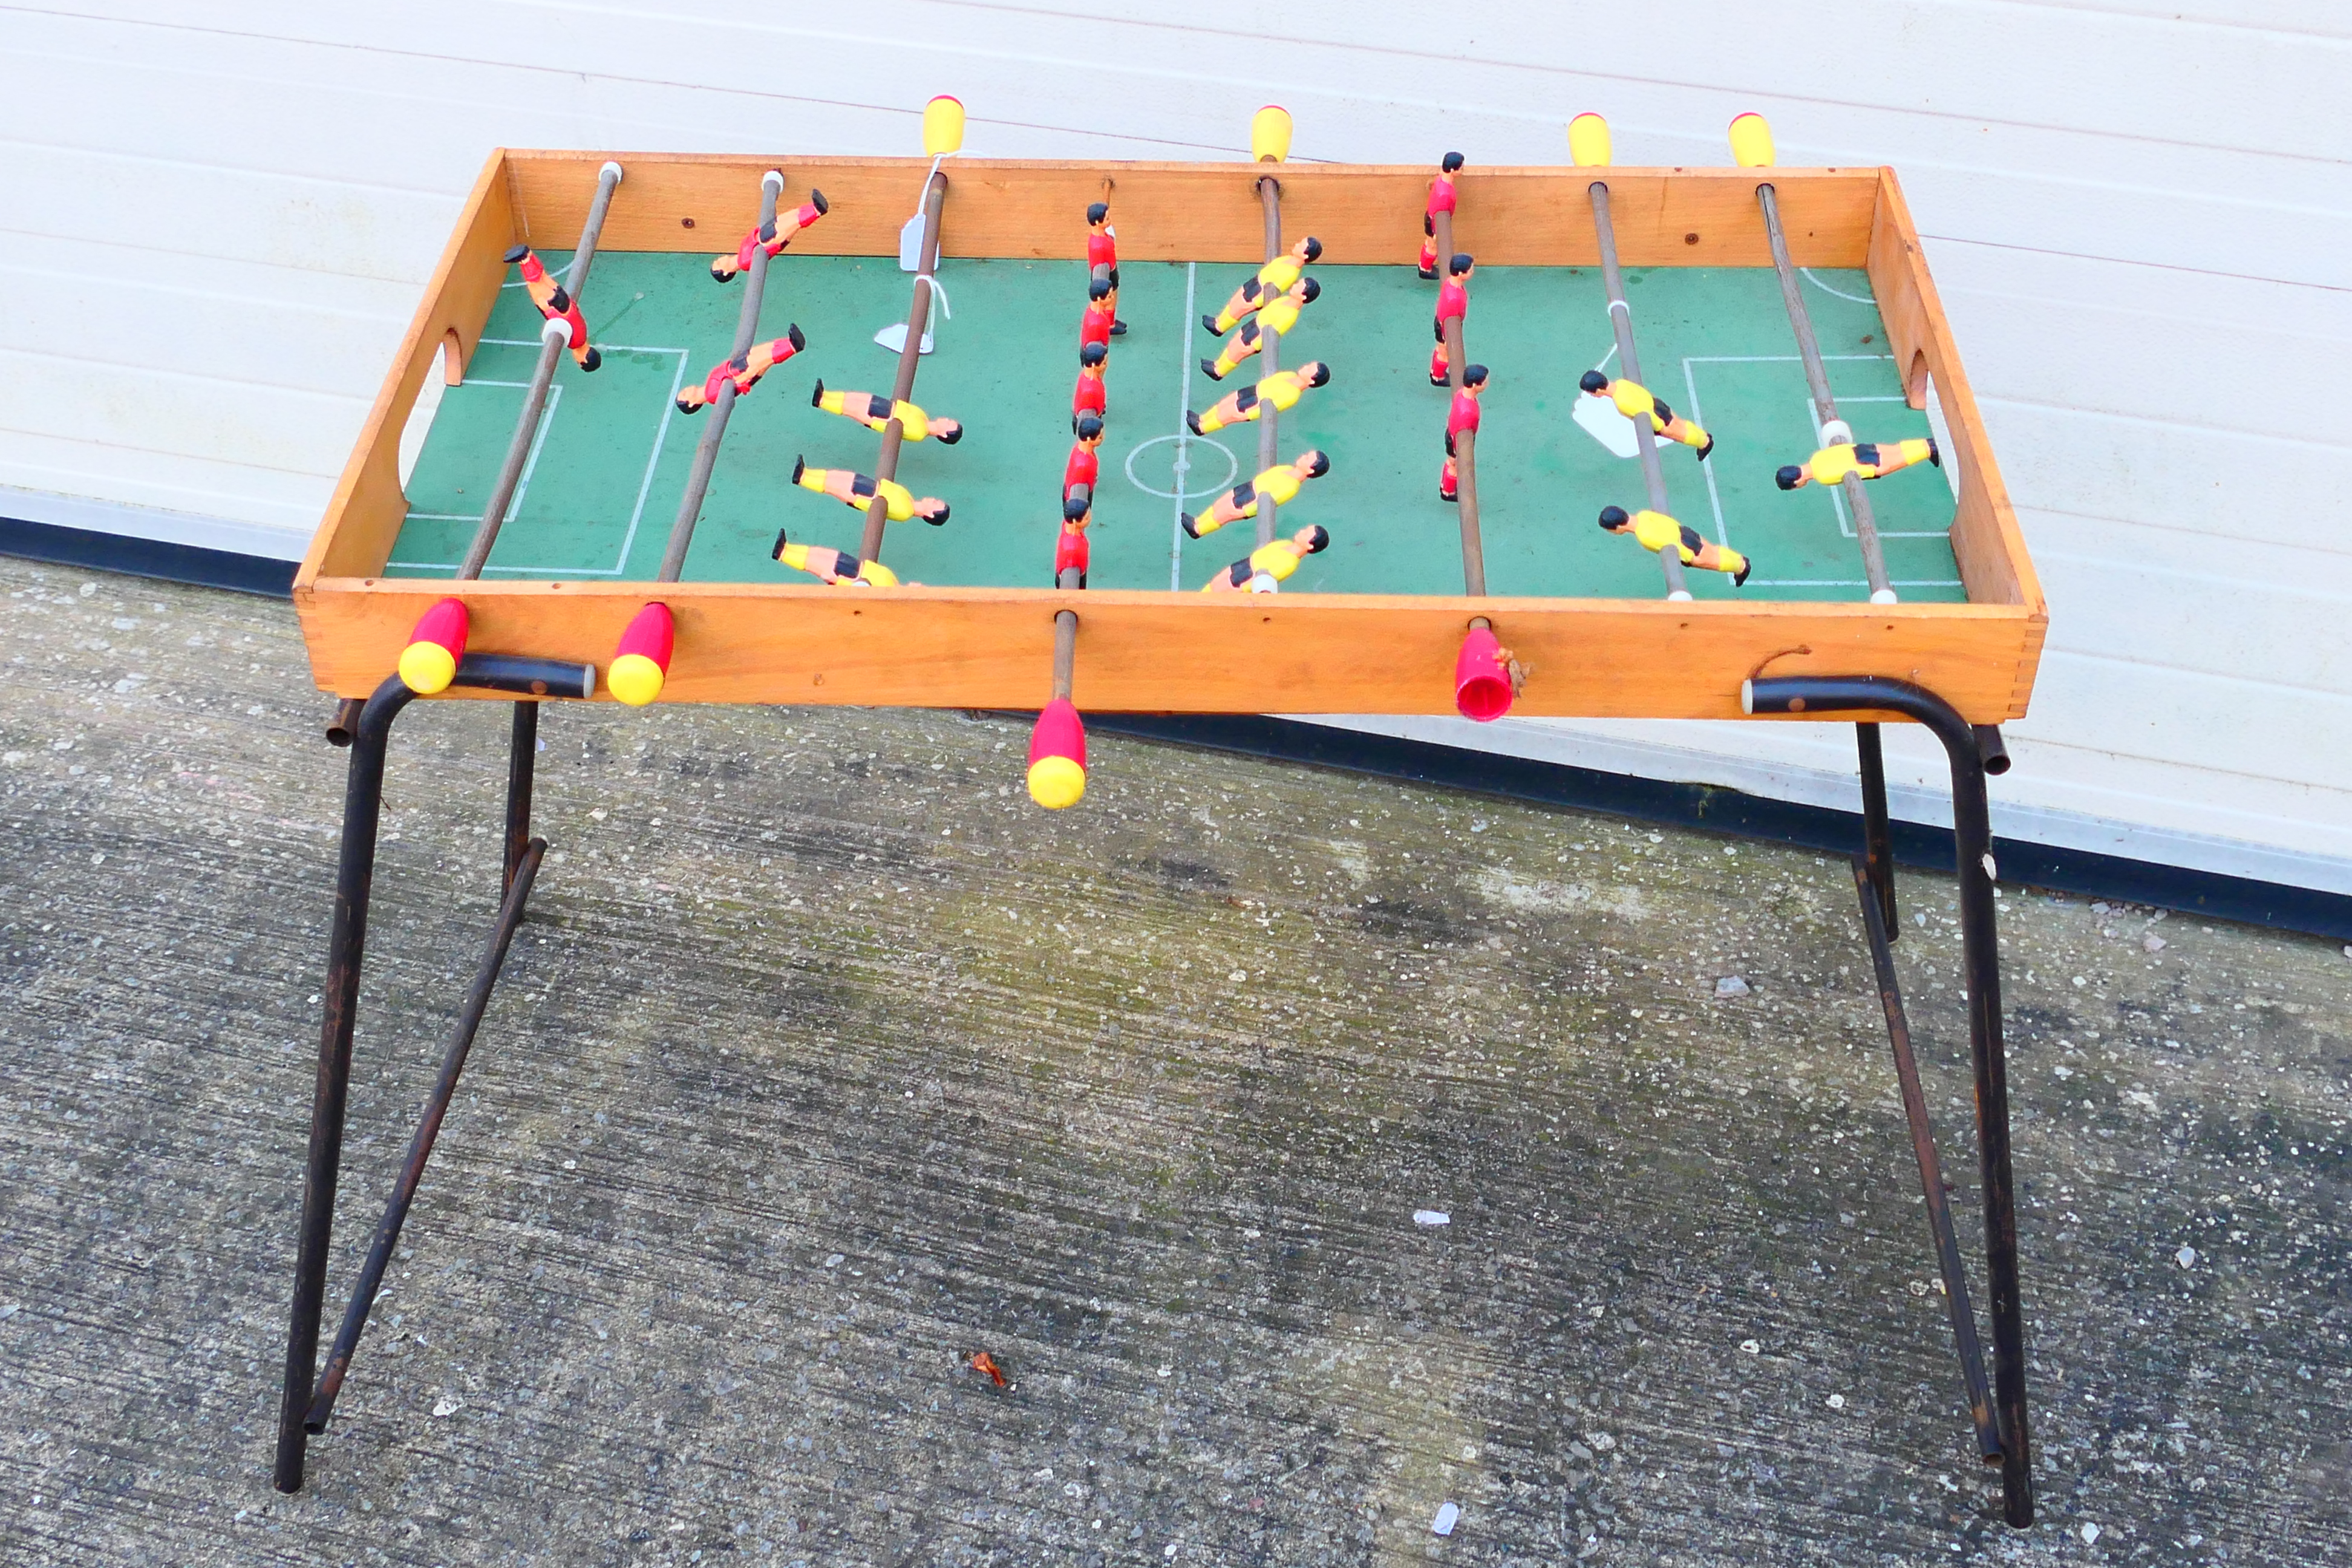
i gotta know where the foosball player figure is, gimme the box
[792,457,950,525]
[676,326,806,413]
[1181,450,1330,537]
[1598,505,1750,585]
[1201,524,1330,593]
[1187,361,1329,434]
[1440,363,1487,502]
[1429,253,1473,384]
[1418,152,1464,279]
[711,191,828,282]
[1086,201,1125,335]
[505,246,599,371]
[1578,370,1713,458]
[1776,436,1939,489]
[1054,495,1091,587]
[1073,340,1109,431]
[1082,278,1118,350]
[811,381,963,443]
[1201,235,1324,335]
[1200,277,1319,381]
[771,529,902,587]
[1064,415,1104,503]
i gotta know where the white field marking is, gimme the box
[1570,342,1636,458]
[389,344,691,577]
[1800,267,1876,305]
[1172,262,1196,590]
[1811,397,1953,540]
[1751,579,1961,588]
[1680,358,1730,547]
[394,381,561,524]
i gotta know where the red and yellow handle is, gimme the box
[1027,698,1087,809]
[609,603,675,707]
[398,598,468,694]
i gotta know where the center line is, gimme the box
[1170,261,1197,592]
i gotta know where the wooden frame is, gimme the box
[295,151,2045,723]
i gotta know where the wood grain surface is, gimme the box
[6,555,2344,1565]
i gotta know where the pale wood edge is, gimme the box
[297,577,2039,723]
[1866,168,2047,707]
[296,148,515,596]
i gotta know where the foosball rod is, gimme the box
[656,171,785,583]
[457,161,622,581]
[1734,114,1895,603]
[859,168,950,563]
[1584,183,1691,601]
[1430,202,1488,597]
[1253,172,1282,547]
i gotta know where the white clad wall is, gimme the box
[2,2,2346,893]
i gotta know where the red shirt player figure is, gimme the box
[1054,495,1091,587]
[675,325,805,413]
[710,190,828,282]
[1080,278,1117,350]
[1086,201,1125,335]
[1419,151,1463,279]
[506,246,599,371]
[1072,341,1108,432]
[1431,253,1474,385]
[1440,363,1487,501]
[1065,415,1103,505]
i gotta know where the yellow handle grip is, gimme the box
[1567,112,1612,168]
[923,94,965,155]
[1728,111,1775,168]
[1251,105,1293,163]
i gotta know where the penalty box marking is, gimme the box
[388,339,691,577]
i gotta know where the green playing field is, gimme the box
[386,250,1964,602]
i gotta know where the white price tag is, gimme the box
[899,213,925,272]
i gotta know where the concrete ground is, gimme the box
[1,551,2345,1567]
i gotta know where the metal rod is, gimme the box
[324,697,364,749]
[1744,673,2034,1527]
[660,170,785,583]
[1755,182,1893,601]
[1586,182,1688,599]
[1853,857,2002,1463]
[302,838,547,1435]
[459,162,622,581]
[276,673,417,1493]
[1856,722,1898,936]
[1051,608,1077,701]
[861,170,950,563]
[1254,175,1282,548]
[503,702,538,895]
[1432,204,1487,596]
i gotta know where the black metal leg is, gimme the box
[1749,676,2033,1528]
[505,702,539,895]
[1853,858,2001,1462]
[274,658,591,1494]
[276,676,417,1494]
[304,838,546,1434]
[1855,722,1898,936]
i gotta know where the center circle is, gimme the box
[1124,433,1238,501]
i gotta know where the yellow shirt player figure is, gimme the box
[1181,451,1330,538]
[1776,437,1938,490]
[1201,277,1319,381]
[1201,236,1324,335]
[1598,505,1750,586]
[810,381,964,443]
[1201,524,1330,593]
[792,457,949,526]
[1578,370,1713,459]
[771,529,902,587]
[1187,362,1330,435]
